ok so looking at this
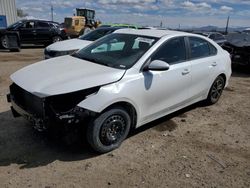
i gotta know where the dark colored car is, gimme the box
[0,29,20,51]
[223,32,250,66]
[6,20,68,46]
[195,32,227,46]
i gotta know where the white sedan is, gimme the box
[44,27,122,59]
[8,29,231,153]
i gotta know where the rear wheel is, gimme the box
[1,35,9,49]
[206,75,225,104]
[87,107,131,153]
[52,36,62,43]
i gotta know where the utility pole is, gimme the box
[225,16,230,35]
[51,4,54,21]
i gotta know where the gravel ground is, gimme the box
[0,48,249,188]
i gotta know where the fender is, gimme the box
[77,83,140,119]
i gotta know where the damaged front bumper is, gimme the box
[7,94,49,131]
[7,83,97,131]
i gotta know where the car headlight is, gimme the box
[56,49,78,56]
[45,49,78,58]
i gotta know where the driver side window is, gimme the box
[151,37,186,64]
[23,21,35,29]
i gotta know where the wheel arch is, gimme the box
[219,73,226,84]
[101,101,138,129]
[205,72,227,100]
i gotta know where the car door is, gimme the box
[187,36,218,99]
[35,21,52,43]
[17,21,36,43]
[140,37,192,122]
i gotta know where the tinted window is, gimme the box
[79,29,115,41]
[151,37,186,64]
[7,21,22,29]
[189,37,210,59]
[23,21,35,29]
[37,22,50,28]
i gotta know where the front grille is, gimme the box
[10,83,45,117]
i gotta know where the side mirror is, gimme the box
[144,60,170,71]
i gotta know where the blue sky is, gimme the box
[16,0,250,28]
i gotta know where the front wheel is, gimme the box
[206,75,225,104]
[1,35,9,49]
[87,107,131,153]
[52,36,62,43]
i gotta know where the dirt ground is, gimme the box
[0,48,249,188]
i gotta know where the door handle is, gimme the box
[211,62,217,67]
[182,69,190,75]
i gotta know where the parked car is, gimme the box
[7,29,231,153]
[99,23,138,29]
[223,32,250,66]
[6,20,68,46]
[195,32,227,46]
[0,29,20,51]
[44,27,123,59]
[242,28,250,34]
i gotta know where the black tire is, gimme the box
[52,36,62,43]
[10,47,20,52]
[87,107,131,153]
[1,35,9,49]
[206,75,225,105]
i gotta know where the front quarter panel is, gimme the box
[77,78,140,115]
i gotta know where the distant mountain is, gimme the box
[179,25,249,33]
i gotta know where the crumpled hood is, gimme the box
[11,55,125,96]
[46,39,92,51]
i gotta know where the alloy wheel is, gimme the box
[211,77,224,102]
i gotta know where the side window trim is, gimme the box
[184,36,191,60]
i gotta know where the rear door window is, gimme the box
[188,37,210,59]
[37,22,50,28]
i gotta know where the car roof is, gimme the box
[21,19,59,24]
[95,27,124,31]
[114,29,192,38]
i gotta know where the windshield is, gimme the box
[79,29,114,41]
[73,33,158,69]
[7,21,22,29]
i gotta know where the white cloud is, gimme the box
[181,1,212,11]
[15,0,250,27]
[220,5,233,12]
